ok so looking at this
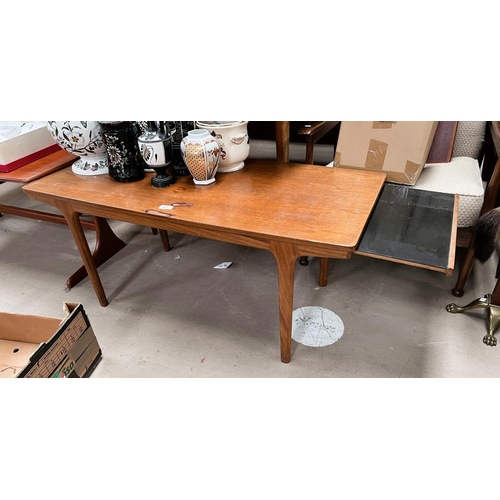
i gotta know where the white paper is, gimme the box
[214,262,233,269]
[292,306,344,347]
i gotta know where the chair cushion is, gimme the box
[410,156,484,227]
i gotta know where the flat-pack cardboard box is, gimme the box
[0,302,101,378]
[0,122,61,173]
[334,121,438,185]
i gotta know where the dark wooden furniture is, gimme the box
[296,121,340,165]
[249,121,339,166]
[275,121,290,162]
[452,121,500,296]
[426,121,458,164]
[24,159,386,363]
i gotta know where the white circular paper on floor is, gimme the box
[292,306,345,347]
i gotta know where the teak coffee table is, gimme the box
[24,159,386,363]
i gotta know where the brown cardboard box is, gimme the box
[334,121,438,185]
[0,302,101,378]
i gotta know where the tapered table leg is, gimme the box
[66,216,126,290]
[452,245,475,297]
[271,241,298,363]
[159,229,171,252]
[319,257,329,287]
[151,228,170,251]
[58,207,111,307]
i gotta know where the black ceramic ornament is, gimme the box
[137,121,176,188]
[99,121,145,182]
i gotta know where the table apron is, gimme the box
[52,199,354,261]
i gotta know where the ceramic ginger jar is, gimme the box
[46,121,109,175]
[180,129,221,185]
[195,121,249,173]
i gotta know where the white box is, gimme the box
[0,121,60,173]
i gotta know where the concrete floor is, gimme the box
[1,179,500,378]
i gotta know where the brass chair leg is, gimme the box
[487,305,500,346]
[446,294,500,346]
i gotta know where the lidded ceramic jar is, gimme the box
[180,129,221,185]
[46,121,109,175]
[195,121,249,173]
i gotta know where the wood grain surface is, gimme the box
[24,159,386,252]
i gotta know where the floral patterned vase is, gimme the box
[180,129,221,185]
[98,121,145,182]
[46,121,109,175]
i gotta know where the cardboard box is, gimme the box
[0,122,61,173]
[334,121,438,185]
[0,302,101,378]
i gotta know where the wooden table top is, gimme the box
[24,159,386,251]
[0,149,77,183]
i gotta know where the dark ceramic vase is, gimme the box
[99,121,145,182]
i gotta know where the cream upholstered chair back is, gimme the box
[411,121,487,228]
[452,121,486,158]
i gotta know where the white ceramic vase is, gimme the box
[46,121,109,175]
[195,121,249,173]
[180,129,221,185]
